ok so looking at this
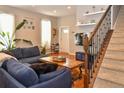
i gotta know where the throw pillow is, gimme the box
[0,53,17,63]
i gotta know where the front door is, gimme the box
[59,27,69,53]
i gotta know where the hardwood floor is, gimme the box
[73,78,84,88]
[71,68,84,88]
[51,52,84,88]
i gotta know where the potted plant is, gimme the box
[0,19,33,51]
[40,43,47,55]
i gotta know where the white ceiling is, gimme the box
[11,5,77,17]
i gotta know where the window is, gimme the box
[0,13,14,50]
[41,20,51,48]
[0,13,14,37]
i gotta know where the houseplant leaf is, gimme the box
[15,19,27,31]
[23,39,33,45]
[0,41,5,46]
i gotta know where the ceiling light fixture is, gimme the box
[53,10,57,13]
[67,6,71,9]
[32,5,35,7]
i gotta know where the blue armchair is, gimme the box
[0,59,72,88]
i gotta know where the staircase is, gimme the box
[93,6,124,88]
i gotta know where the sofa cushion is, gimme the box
[3,59,39,87]
[20,56,41,64]
[22,46,40,58]
[39,68,65,82]
[30,63,58,76]
[10,48,23,59]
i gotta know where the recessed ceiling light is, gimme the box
[67,6,71,9]
[53,10,57,13]
[32,5,35,7]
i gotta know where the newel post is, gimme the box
[83,34,89,88]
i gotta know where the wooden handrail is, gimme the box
[88,5,112,45]
[83,5,112,88]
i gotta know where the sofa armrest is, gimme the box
[0,68,25,88]
[39,68,66,82]
[30,68,72,88]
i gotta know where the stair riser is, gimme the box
[115,23,124,27]
[94,78,124,88]
[103,58,124,63]
[102,59,124,72]
[107,44,124,51]
[109,38,124,44]
[97,68,124,85]
[112,33,124,37]
[105,51,124,60]
[114,28,124,31]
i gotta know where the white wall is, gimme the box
[111,5,121,29]
[76,6,108,53]
[57,15,76,54]
[57,5,108,54]
[0,5,58,48]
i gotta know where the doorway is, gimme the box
[59,27,70,53]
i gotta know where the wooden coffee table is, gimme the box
[40,53,84,80]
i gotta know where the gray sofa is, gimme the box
[10,46,44,64]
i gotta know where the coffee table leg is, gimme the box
[79,65,83,79]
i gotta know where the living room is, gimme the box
[0,5,120,88]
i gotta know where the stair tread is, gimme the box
[105,50,124,60]
[102,58,124,72]
[107,44,124,51]
[97,67,124,85]
[112,33,124,38]
[109,37,124,44]
[94,77,124,88]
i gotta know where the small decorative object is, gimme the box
[32,26,35,30]
[86,11,89,14]
[22,17,35,31]
[52,56,66,62]
[81,21,84,24]
[51,43,59,53]
[53,28,57,37]
[28,26,31,29]
[90,19,95,23]
[75,33,83,46]
[92,6,96,12]
[101,8,104,11]
[30,21,33,25]
[76,52,85,61]
[25,21,28,24]
[40,44,47,55]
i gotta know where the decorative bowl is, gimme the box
[52,56,66,62]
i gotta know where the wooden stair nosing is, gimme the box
[97,67,124,86]
[109,42,124,45]
[101,65,124,74]
[94,77,124,88]
[104,57,124,62]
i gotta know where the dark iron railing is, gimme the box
[83,5,112,88]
